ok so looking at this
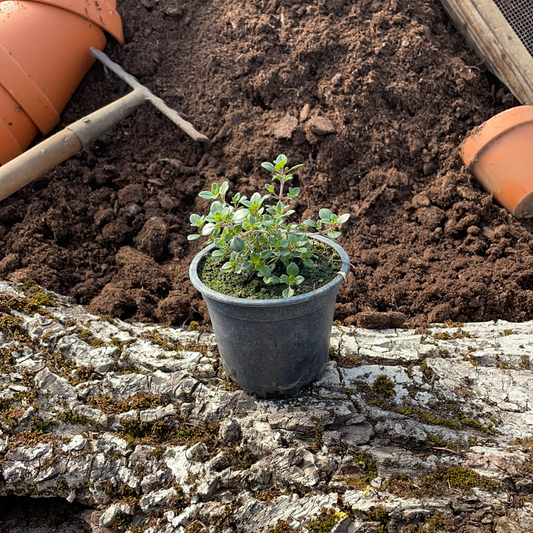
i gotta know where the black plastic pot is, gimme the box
[189,235,350,397]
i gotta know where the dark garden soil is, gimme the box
[1,0,531,328]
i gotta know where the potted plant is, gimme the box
[188,155,350,397]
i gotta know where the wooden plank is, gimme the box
[440,0,533,104]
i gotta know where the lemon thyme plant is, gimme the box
[188,155,350,298]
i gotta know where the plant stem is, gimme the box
[278,173,286,200]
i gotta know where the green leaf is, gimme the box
[286,262,299,276]
[221,262,233,273]
[282,287,294,298]
[202,223,216,236]
[288,187,300,197]
[199,191,214,200]
[265,183,275,193]
[338,213,350,224]
[259,265,271,277]
[327,230,342,239]
[261,162,276,173]
[274,154,287,169]
[233,209,248,224]
[211,249,225,259]
[295,275,305,285]
[303,258,315,268]
[250,192,262,206]
[189,213,201,225]
[265,275,280,285]
[230,236,245,252]
[250,253,261,264]
[280,274,290,284]
[210,201,224,214]
[319,208,332,220]
[187,234,200,241]
[211,183,220,194]
[288,164,303,172]
[220,182,229,196]
[302,219,316,228]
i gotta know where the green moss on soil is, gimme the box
[0,282,57,319]
[141,331,183,352]
[343,450,378,489]
[0,313,27,342]
[0,345,17,373]
[111,338,135,351]
[385,466,499,497]
[328,346,363,368]
[395,406,459,429]
[268,520,292,533]
[44,349,77,377]
[426,434,459,452]
[360,507,390,532]
[7,431,67,449]
[119,417,219,447]
[372,375,396,398]
[86,393,170,414]
[77,327,106,348]
[402,512,455,533]
[68,365,97,385]
[306,508,347,533]
[432,328,470,340]
[56,409,92,426]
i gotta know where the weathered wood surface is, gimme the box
[441,0,533,104]
[0,281,532,532]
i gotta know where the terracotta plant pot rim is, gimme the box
[460,105,533,167]
[28,0,125,44]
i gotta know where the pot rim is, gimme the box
[28,0,125,44]
[460,105,533,167]
[189,234,350,307]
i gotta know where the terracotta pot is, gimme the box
[0,0,124,165]
[459,106,533,218]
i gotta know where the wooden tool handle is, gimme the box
[0,90,144,202]
[0,130,82,202]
